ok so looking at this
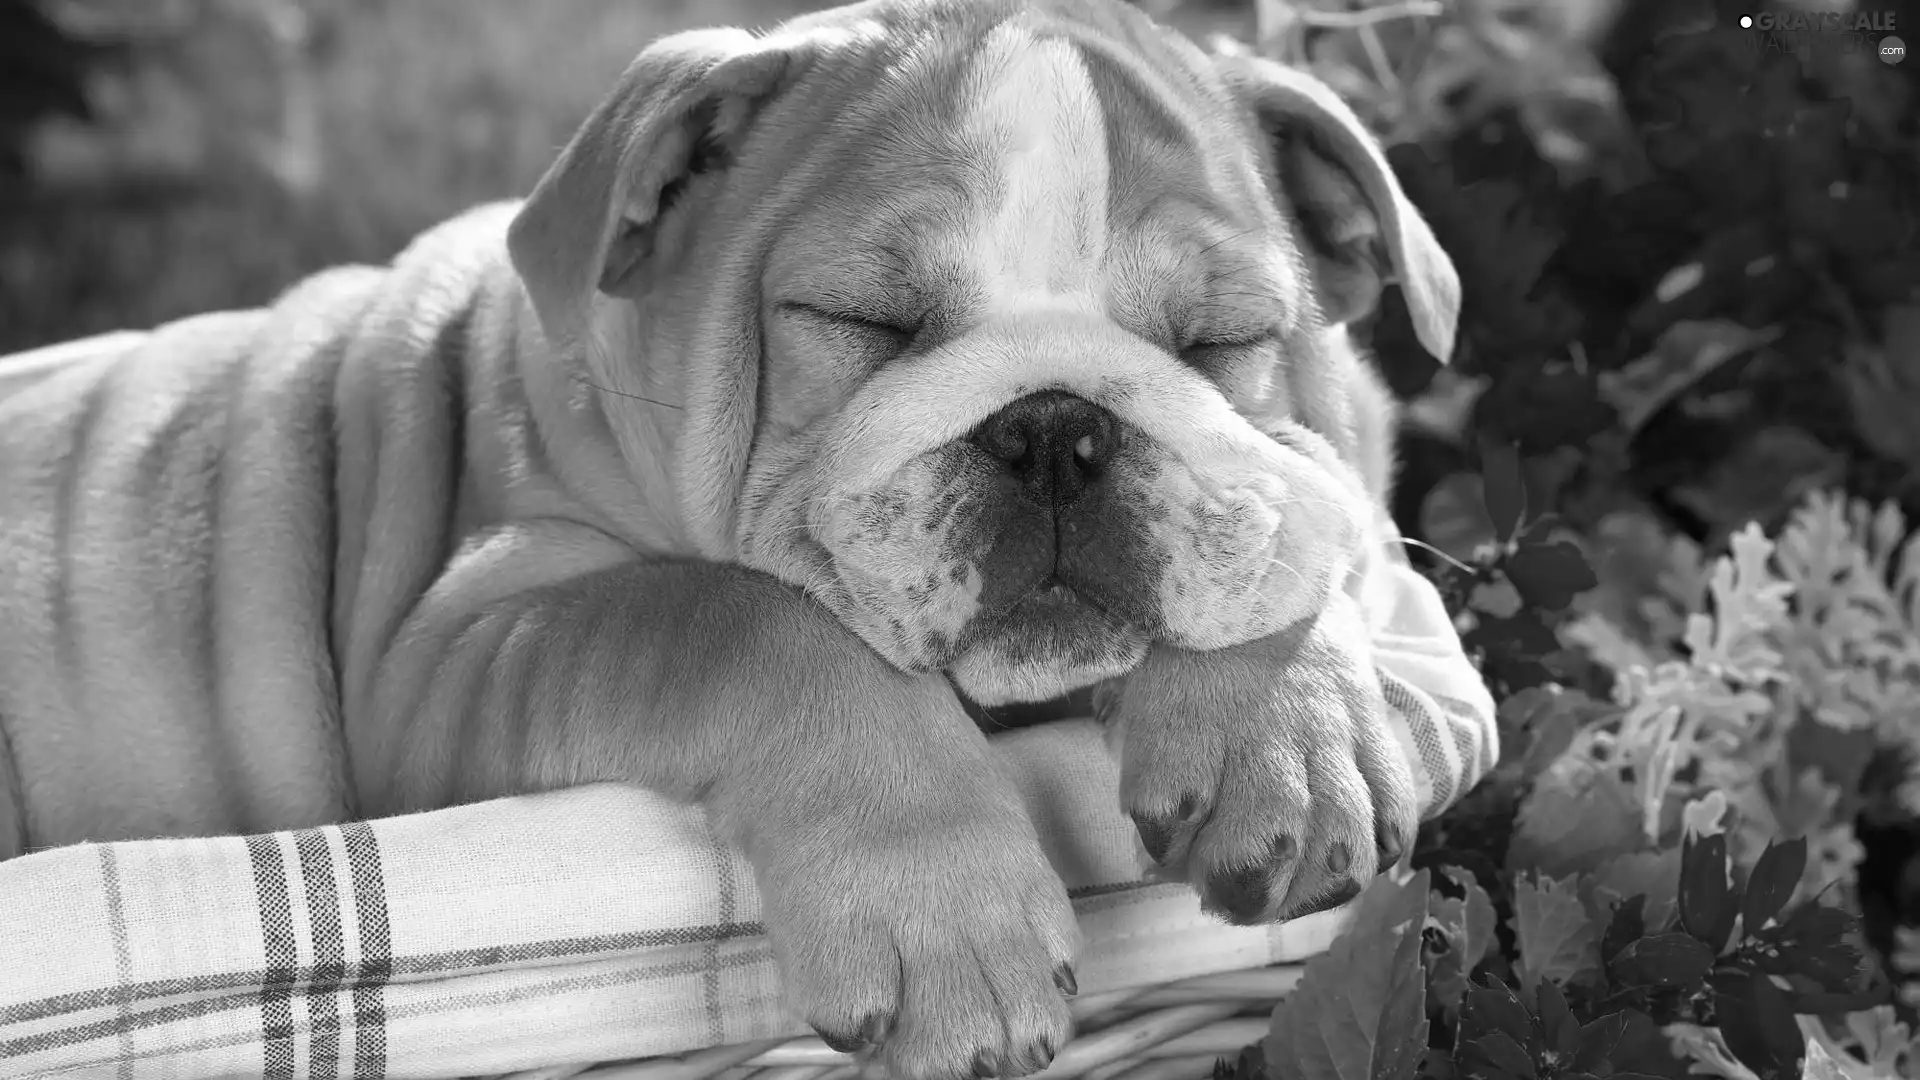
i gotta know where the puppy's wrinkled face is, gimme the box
[735,10,1373,707]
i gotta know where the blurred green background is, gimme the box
[0,0,832,352]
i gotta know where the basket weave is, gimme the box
[494,965,1298,1080]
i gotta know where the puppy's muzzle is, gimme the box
[964,389,1156,632]
[969,391,1118,511]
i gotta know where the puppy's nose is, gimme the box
[970,390,1117,509]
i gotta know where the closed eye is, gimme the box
[779,301,920,343]
[1180,329,1279,363]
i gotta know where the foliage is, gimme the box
[1182,0,1920,1077]
[1216,489,1920,1080]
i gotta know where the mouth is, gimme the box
[982,575,1129,646]
[949,576,1136,729]
[954,683,1099,731]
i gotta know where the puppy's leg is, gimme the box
[1102,594,1419,925]
[351,520,1078,1080]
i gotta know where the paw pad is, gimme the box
[1204,862,1273,925]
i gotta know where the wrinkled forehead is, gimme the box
[765,0,1305,335]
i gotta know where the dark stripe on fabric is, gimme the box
[1,940,776,1063]
[1380,671,1456,811]
[96,846,136,1080]
[1432,693,1498,776]
[244,833,297,1080]
[703,820,735,1046]
[340,822,389,1080]
[294,829,345,1080]
[1067,879,1155,900]
[1448,708,1492,790]
[0,921,771,1031]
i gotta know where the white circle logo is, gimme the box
[1883,35,1907,63]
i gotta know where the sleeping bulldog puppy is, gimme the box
[0,0,1461,1076]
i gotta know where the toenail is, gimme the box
[1377,822,1408,868]
[1327,842,1351,875]
[1054,962,1078,997]
[811,1023,867,1054]
[1130,809,1178,864]
[972,1049,1001,1078]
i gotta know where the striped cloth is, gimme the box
[0,544,1494,1080]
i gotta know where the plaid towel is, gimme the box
[0,548,1494,1080]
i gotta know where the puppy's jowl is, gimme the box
[0,0,1461,1077]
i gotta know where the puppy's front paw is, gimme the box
[1101,602,1418,925]
[756,784,1079,1080]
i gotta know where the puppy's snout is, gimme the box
[969,391,1117,509]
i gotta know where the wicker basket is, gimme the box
[496,964,1299,1080]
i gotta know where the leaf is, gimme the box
[1496,685,1603,780]
[1841,304,1920,475]
[1739,837,1808,936]
[1749,903,1864,992]
[1596,319,1782,435]
[1503,534,1599,612]
[1218,1045,1271,1080]
[1426,867,1499,1012]
[1678,832,1738,954]
[1507,763,1644,879]
[1268,870,1430,1080]
[1512,874,1601,991]
[1456,1031,1537,1080]
[1681,791,1730,840]
[1711,971,1806,1080]
[1415,1047,1455,1080]
[1586,847,1682,932]
[1607,932,1716,990]
[1601,894,1646,965]
[1670,427,1846,538]
[1568,1011,1632,1074]
[1420,472,1502,564]
[1573,1007,1688,1079]
[1482,441,1528,544]
[1532,980,1579,1057]
[1468,611,1565,666]
[1798,1039,1850,1080]
[1457,978,1542,1078]
[1478,366,1618,455]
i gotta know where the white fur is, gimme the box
[959,25,1110,315]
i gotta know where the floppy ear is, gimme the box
[506,27,797,353]
[1215,54,1460,364]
